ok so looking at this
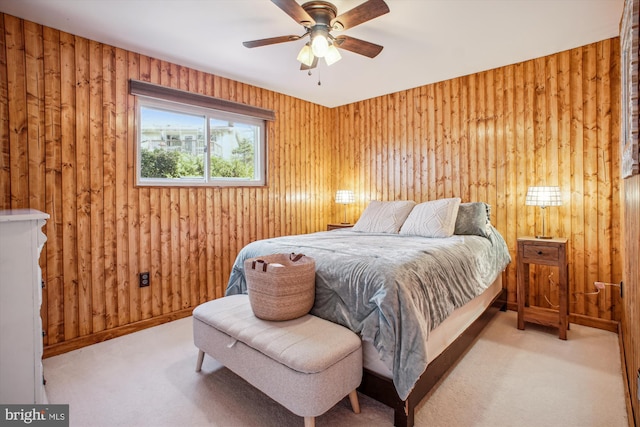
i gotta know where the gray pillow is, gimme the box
[454,202,491,238]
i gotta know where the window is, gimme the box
[131,80,273,187]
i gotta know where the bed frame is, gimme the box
[358,287,508,427]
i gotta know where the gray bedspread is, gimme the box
[225,226,511,400]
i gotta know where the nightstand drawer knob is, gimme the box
[537,251,543,255]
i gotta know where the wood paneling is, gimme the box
[0,13,626,361]
[332,39,623,325]
[623,174,639,425]
[0,14,333,353]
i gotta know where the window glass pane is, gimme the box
[136,96,266,187]
[139,106,206,180]
[209,118,259,180]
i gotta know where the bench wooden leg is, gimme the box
[195,350,205,372]
[304,416,315,427]
[348,390,360,414]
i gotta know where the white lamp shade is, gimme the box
[296,43,314,67]
[324,45,342,66]
[335,190,355,204]
[311,33,329,57]
[525,186,562,207]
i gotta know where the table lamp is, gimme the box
[525,186,562,239]
[335,190,355,224]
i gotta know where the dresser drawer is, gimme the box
[521,244,559,262]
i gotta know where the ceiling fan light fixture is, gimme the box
[311,29,330,57]
[242,0,390,73]
[324,44,341,66]
[296,43,315,67]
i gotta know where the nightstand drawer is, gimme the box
[521,244,559,263]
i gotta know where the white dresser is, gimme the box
[0,209,49,404]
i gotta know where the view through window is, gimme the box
[137,98,266,186]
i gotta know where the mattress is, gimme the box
[362,274,503,377]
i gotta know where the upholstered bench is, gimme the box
[193,294,363,427]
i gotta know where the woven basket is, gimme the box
[244,253,316,321]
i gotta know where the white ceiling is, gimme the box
[0,0,624,108]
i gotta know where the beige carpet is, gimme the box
[43,310,628,427]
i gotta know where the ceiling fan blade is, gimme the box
[334,35,383,58]
[300,56,319,71]
[332,0,389,31]
[271,0,314,25]
[243,35,302,48]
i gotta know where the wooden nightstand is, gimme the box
[327,223,352,231]
[517,236,569,339]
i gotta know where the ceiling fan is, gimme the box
[243,0,390,70]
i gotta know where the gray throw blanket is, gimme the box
[226,226,511,400]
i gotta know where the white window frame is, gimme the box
[131,80,272,187]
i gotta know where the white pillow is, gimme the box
[400,198,461,238]
[352,200,416,233]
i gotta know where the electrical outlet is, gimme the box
[139,272,150,287]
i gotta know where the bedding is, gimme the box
[225,225,511,400]
[351,200,416,233]
[399,197,461,237]
[454,201,492,237]
[361,275,503,378]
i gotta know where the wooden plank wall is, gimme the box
[0,14,334,354]
[623,174,639,425]
[332,38,623,327]
[0,12,626,354]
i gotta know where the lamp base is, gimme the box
[535,235,553,239]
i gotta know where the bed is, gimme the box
[225,199,511,426]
